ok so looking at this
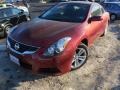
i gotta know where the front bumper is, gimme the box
[8,46,73,74]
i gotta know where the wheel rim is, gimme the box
[5,26,11,34]
[71,47,87,69]
[111,15,116,21]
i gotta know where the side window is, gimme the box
[105,4,111,9]
[4,8,13,17]
[3,8,20,17]
[11,8,21,15]
[109,4,113,9]
[91,4,102,17]
[107,4,118,10]
[112,4,119,10]
[0,9,6,18]
[0,8,21,18]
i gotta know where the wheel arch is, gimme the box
[81,38,89,46]
[1,21,13,29]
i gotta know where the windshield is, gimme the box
[0,8,20,19]
[40,3,90,23]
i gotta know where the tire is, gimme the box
[71,43,88,70]
[4,25,12,36]
[110,14,116,21]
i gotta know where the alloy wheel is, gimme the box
[5,26,12,35]
[71,47,87,69]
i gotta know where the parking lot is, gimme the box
[0,20,119,90]
[0,4,120,90]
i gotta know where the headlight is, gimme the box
[43,37,71,57]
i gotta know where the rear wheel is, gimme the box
[71,43,88,70]
[110,14,116,21]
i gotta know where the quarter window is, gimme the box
[91,4,102,17]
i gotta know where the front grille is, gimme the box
[7,37,38,54]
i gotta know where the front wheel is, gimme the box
[71,43,88,70]
[5,25,12,36]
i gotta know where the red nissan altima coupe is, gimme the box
[7,1,109,74]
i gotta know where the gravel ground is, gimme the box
[0,22,120,90]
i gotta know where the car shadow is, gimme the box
[5,72,49,90]
[0,52,56,90]
[2,66,54,90]
[111,86,120,90]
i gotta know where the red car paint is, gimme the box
[7,1,109,74]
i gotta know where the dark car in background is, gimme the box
[105,0,120,2]
[102,2,120,21]
[48,0,89,3]
[0,7,29,38]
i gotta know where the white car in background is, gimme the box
[6,4,30,20]
[16,5,29,17]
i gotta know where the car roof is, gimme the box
[59,1,96,5]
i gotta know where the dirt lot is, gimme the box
[0,22,120,90]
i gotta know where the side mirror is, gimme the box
[19,9,24,14]
[88,16,102,23]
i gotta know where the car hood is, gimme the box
[10,18,82,47]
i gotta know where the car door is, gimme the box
[86,4,103,44]
[13,9,28,23]
[3,8,19,25]
[10,8,27,25]
[99,6,109,35]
